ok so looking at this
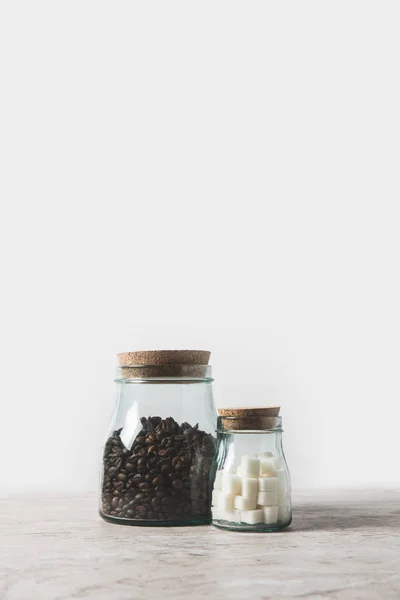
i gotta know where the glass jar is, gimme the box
[211,413,292,532]
[100,350,217,526]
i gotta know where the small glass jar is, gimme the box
[100,350,217,526]
[211,412,292,532]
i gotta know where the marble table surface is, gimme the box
[0,490,399,600]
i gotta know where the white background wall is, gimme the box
[1,1,399,493]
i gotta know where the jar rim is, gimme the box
[217,415,282,432]
[115,364,213,382]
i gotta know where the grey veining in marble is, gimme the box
[0,490,399,599]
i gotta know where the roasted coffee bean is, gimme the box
[134,492,147,502]
[151,496,161,508]
[152,476,163,487]
[136,505,148,518]
[101,416,215,522]
[138,482,150,491]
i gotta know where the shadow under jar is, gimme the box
[211,413,292,532]
[100,350,217,526]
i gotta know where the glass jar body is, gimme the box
[100,373,217,526]
[211,426,292,532]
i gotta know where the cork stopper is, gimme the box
[218,407,281,431]
[117,350,211,379]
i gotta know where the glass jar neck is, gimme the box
[115,364,213,383]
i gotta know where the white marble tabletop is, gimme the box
[1,490,399,600]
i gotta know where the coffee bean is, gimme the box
[101,416,215,523]
[136,505,148,518]
[134,492,147,502]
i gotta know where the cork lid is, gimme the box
[117,350,211,379]
[218,407,281,431]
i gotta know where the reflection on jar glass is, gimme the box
[99,350,217,526]
[210,411,292,532]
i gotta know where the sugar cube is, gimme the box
[222,472,242,495]
[259,456,278,476]
[236,465,243,477]
[241,509,264,524]
[258,451,274,458]
[214,470,223,490]
[212,488,220,506]
[263,506,279,525]
[257,491,278,506]
[218,492,235,512]
[240,455,260,478]
[241,477,258,499]
[258,477,278,492]
[234,495,257,511]
[211,506,222,520]
[223,509,241,523]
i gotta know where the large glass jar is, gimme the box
[211,411,292,532]
[100,350,217,526]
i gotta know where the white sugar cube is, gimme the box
[274,456,283,470]
[263,506,279,525]
[241,509,264,524]
[218,492,235,512]
[278,504,291,522]
[258,451,274,458]
[211,506,222,520]
[234,495,257,511]
[222,473,242,495]
[236,465,243,477]
[214,470,223,490]
[240,455,260,478]
[211,488,220,506]
[259,456,278,476]
[258,477,278,492]
[223,509,241,523]
[241,477,258,499]
[257,490,278,506]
